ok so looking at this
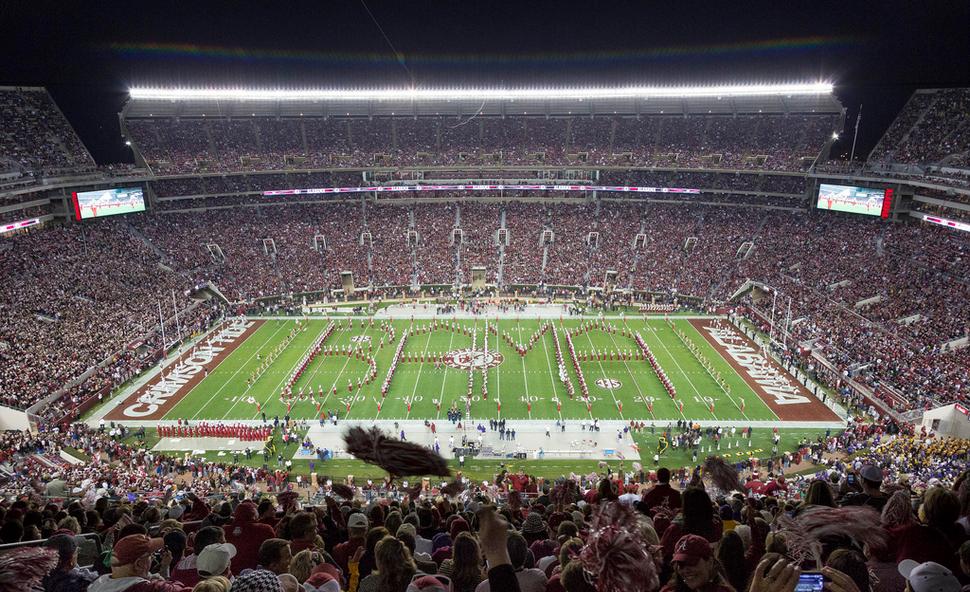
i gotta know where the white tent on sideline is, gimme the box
[921,403,970,441]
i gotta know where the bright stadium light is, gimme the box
[128,82,835,102]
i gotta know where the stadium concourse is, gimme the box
[2,85,970,592]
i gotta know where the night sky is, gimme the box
[2,1,968,165]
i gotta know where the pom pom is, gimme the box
[441,480,466,498]
[579,501,659,592]
[507,490,522,514]
[632,462,642,473]
[778,506,890,569]
[702,456,744,492]
[0,547,58,592]
[599,461,608,469]
[485,485,500,502]
[550,479,578,508]
[331,483,354,501]
[407,484,423,501]
[344,426,450,480]
[277,491,299,507]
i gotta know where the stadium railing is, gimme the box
[0,531,102,567]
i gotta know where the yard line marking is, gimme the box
[603,328,654,420]
[404,325,435,420]
[539,322,563,423]
[518,324,532,421]
[645,321,718,421]
[435,322,457,421]
[184,320,289,420]
[580,327,624,420]
[228,321,327,420]
[299,325,373,418]
[335,326,380,418]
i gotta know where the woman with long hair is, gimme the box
[289,549,324,584]
[356,526,388,582]
[716,530,749,592]
[660,534,735,592]
[593,477,619,504]
[438,531,484,592]
[661,487,720,566]
[357,535,417,592]
[794,480,837,516]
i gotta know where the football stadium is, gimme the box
[1,6,970,592]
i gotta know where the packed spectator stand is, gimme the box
[1,84,970,592]
[0,410,967,592]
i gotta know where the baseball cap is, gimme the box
[672,534,713,566]
[348,513,368,529]
[167,504,185,520]
[397,523,417,538]
[304,571,341,592]
[859,465,883,483]
[112,534,164,566]
[197,542,237,577]
[407,574,453,592]
[45,534,78,564]
[898,560,961,592]
[233,501,258,521]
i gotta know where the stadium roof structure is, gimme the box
[123,82,843,119]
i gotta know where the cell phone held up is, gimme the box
[795,572,825,592]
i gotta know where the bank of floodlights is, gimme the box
[129,82,834,102]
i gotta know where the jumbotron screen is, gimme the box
[72,187,146,220]
[816,183,893,217]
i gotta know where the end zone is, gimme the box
[689,319,840,422]
[103,320,264,421]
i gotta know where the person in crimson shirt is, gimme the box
[660,534,734,592]
[288,511,323,553]
[744,474,765,496]
[510,469,528,492]
[182,493,211,522]
[642,468,682,513]
[332,513,369,576]
[760,475,788,497]
[222,501,275,574]
[256,499,279,529]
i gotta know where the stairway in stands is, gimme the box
[123,219,174,266]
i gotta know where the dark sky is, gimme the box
[2,1,968,165]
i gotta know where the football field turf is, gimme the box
[158,316,782,424]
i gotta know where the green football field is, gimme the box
[162,316,780,424]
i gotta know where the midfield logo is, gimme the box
[441,348,505,370]
[594,378,623,390]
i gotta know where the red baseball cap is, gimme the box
[113,534,164,566]
[672,534,713,566]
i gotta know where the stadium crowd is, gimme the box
[2,192,968,417]
[0,88,94,172]
[869,88,970,167]
[123,113,839,176]
[0,408,968,592]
